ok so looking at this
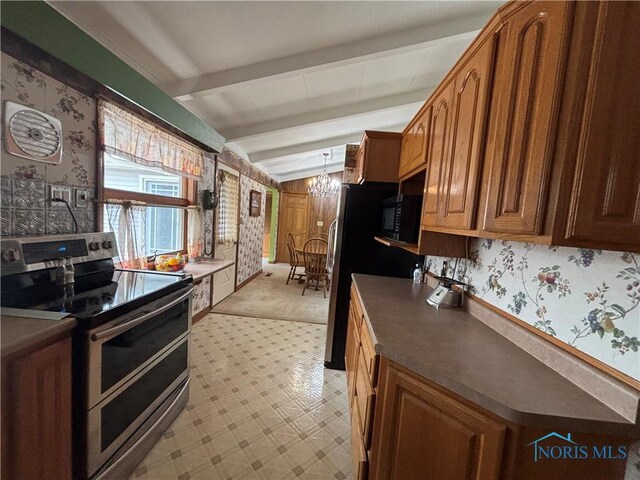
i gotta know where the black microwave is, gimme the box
[381,194,422,243]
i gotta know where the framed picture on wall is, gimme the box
[249,190,262,217]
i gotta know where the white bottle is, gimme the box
[413,264,422,284]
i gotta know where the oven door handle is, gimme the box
[91,287,193,342]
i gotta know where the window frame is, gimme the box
[99,156,197,256]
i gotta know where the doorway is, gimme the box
[262,187,278,263]
[276,192,309,262]
[212,162,240,306]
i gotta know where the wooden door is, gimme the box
[213,163,239,305]
[440,38,495,230]
[370,359,506,480]
[563,2,640,248]
[4,338,73,480]
[482,1,573,235]
[422,83,454,227]
[276,192,309,261]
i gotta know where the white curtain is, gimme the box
[99,101,204,180]
[217,171,239,245]
[105,202,147,269]
[187,206,204,258]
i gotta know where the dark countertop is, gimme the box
[1,309,76,359]
[351,274,638,436]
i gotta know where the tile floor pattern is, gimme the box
[131,314,352,480]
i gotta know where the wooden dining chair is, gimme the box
[301,238,330,297]
[314,233,329,241]
[286,233,303,285]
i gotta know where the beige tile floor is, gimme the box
[131,314,352,480]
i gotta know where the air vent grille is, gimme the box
[3,102,63,164]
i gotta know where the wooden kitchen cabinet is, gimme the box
[398,106,431,179]
[439,36,495,231]
[2,337,72,480]
[354,131,402,184]
[370,358,507,480]
[422,81,454,227]
[481,1,574,236]
[556,1,640,250]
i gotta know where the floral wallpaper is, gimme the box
[425,239,640,381]
[1,53,96,236]
[192,275,212,315]
[236,176,266,286]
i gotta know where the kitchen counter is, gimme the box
[1,309,76,359]
[184,258,234,282]
[351,274,639,436]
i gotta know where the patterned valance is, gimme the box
[99,101,204,179]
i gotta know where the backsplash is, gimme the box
[0,52,96,236]
[426,239,640,381]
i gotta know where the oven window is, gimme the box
[101,297,189,393]
[101,340,188,452]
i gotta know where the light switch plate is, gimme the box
[316,221,324,226]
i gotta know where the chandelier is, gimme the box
[309,153,340,197]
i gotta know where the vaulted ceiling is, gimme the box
[49,1,503,181]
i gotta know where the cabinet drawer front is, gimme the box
[350,400,368,480]
[350,285,364,330]
[483,1,573,235]
[355,348,376,450]
[359,323,379,388]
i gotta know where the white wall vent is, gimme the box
[3,101,63,164]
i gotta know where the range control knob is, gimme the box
[89,242,101,251]
[102,240,113,250]
[2,248,19,262]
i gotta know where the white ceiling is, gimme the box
[49,0,503,182]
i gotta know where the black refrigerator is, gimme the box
[324,183,421,370]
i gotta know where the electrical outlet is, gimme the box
[75,189,90,208]
[316,221,324,227]
[49,185,72,206]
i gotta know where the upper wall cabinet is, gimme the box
[481,1,573,236]
[401,0,639,252]
[422,82,454,228]
[398,107,431,179]
[439,37,495,231]
[560,2,640,249]
[355,131,402,184]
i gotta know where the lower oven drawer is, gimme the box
[87,287,192,409]
[87,336,190,478]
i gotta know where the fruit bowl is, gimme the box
[155,254,187,272]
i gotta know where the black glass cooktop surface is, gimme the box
[3,269,190,327]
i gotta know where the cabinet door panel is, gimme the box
[371,360,506,480]
[440,39,495,230]
[422,88,453,227]
[398,134,413,178]
[564,2,640,246]
[483,2,573,235]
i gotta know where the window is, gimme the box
[98,101,203,267]
[102,152,190,256]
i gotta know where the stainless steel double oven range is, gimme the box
[0,233,193,479]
